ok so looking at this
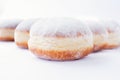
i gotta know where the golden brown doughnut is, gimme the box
[0,19,22,41]
[85,20,108,52]
[102,20,120,49]
[15,19,38,48]
[28,18,93,61]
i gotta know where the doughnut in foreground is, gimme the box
[28,18,93,61]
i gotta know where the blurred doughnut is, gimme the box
[15,19,38,48]
[0,19,22,41]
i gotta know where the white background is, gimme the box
[0,0,120,80]
[0,0,120,20]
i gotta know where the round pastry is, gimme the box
[28,18,93,61]
[85,21,108,52]
[0,19,22,41]
[15,19,38,48]
[101,20,120,49]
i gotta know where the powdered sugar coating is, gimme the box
[84,20,108,37]
[100,20,120,47]
[0,19,22,28]
[30,18,93,38]
[16,19,39,31]
[100,20,120,32]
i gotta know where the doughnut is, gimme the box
[28,18,93,61]
[15,19,38,48]
[85,20,108,51]
[0,19,22,41]
[101,20,120,49]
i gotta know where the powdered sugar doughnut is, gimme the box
[15,19,38,48]
[101,20,120,49]
[0,19,22,41]
[28,18,93,61]
[85,20,108,51]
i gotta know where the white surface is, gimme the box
[0,42,120,80]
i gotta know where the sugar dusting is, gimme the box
[0,19,22,28]
[30,18,93,38]
[16,19,39,31]
[83,20,108,39]
[100,20,120,32]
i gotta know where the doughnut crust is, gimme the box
[15,30,29,48]
[28,36,93,60]
[0,28,15,41]
[29,47,93,60]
